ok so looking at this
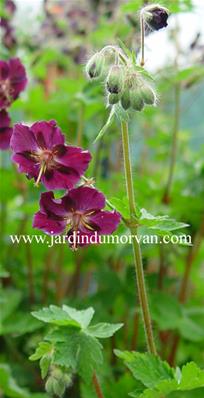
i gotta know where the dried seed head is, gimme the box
[86,52,104,79]
[141,4,169,31]
[106,65,124,94]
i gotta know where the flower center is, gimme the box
[0,79,12,105]
[35,149,55,187]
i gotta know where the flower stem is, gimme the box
[140,14,145,67]
[121,121,156,355]
[162,83,181,203]
[92,373,105,398]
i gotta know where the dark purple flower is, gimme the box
[142,5,169,31]
[33,186,121,248]
[10,120,91,190]
[0,58,27,110]
[0,20,17,50]
[0,110,13,150]
[5,0,17,16]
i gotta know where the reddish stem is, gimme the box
[92,373,105,398]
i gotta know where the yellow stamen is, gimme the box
[35,162,46,187]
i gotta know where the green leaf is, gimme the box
[117,39,132,60]
[0,290,22,324]
[62,305,95,329]
[53,330,103,382]
[150,292,183,330]
[30,341,53,379]
[0,364,28,398]
[40,356,52,379]
[94,107,115,143]
[138,208,189,235]
[114,351,174,388]
[178,316,204,342]
[2,312,42,336]
[31,305,82,328]
[178,362,204,390]
[29,341,53,361]
[116,351,204,397]
[86,322,123,338]
[108,197,130,219]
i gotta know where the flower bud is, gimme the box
[141,4,169,31]
[86,52,104,79]
[45,367,72,397]
[121,89,130,110]
[130,89,144,111]
[106,65,124,94]
[108,93,120,105]
[45,377,55,396]
[140,84,156,105]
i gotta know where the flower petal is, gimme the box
[12,153,39,175]
[33,211,66,235]
[9,58,27,99]
[55,145,91,177]
[42,167,80,190]
[0,110,12,150]
[31,120,64,149]
[11,123,38,153]
[67,186,106,212]
[88,210,121,234]
[39,191,68,218]
[0,60,9,80]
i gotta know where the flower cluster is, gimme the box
[86,46,157,112]
[11,120,121,249]
[0,57,27,150]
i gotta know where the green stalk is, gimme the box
[92,373,105,398]
[121,121,156,355]
[140,14,145,67]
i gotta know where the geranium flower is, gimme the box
[0,110,13,150]
[10,120,91,190]
[0,58,27,109]
[33,186,121,248]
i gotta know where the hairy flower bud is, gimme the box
[141,4,169,31]
[130,88,144,111]
[106,65,124,94]
[45,367,72,398]
[108,93,120,105]
[86,52,104,79]
[140,84,156,105]
[121,89,130,110]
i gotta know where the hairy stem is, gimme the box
[77,103,85,147]
[140,14,145,67]
[92,373,105,398]
[121,121,156,355]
